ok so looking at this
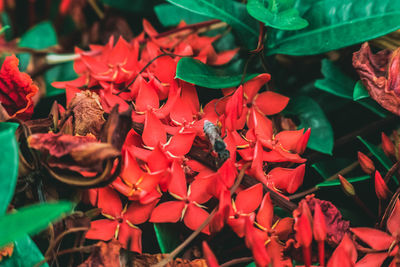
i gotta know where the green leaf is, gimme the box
[357,136,393,172]
[0,202,72,248]
[176,57,259,88]
[18,21,57,71]
[315,59,355,99]
[246,262,256,267]
[0,122,19,215]
[312,158,354,179]
[154,4,212,27]
[154,223,181,254]
[247,0,308,30]
[284,96,334,155]
[316,175,370,188]
[353,81,389,118]
[45,62,77,97]
[166,0,258,48]
[0,236,48,267]
[353,81,369,101]
[267,0,400,55]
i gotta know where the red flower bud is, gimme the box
[357,151,375,175]
[374,171,391,200]
[338,175,356,196]
[382,132,395,158]
[296,128,311,154]
[202,242,220,267]
[313,202,326,267]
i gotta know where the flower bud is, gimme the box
[338,175,356,196]
[374,171,391,200]
[382,132,395,158]
[357,151,375,175]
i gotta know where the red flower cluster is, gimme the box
[52,20,309,260]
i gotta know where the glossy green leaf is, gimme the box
[166,0,258,48]
[246,262,256,267]
[0,236,48,267]
[316,175,370,188]
[0,202,72,248]
[18,21,57,71]
[0,122,19,215]
[357,136,393,172]
[353,81,389,118]
[176,57,259,88]
[154,4,211,26]
[44,62,77,97]
[353,81,369,101]
[267,0,400,55]
[247,0,308,30]
[315,59,354,99]
[312,158,354,179]
[284,96,334,155]
[154,223,181,253]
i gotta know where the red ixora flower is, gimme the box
[85,187,158,253]
[0,54,38,120]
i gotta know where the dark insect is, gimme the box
[203,120,230,162]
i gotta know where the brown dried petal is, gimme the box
[353,42,400,115]
[78,240,121,267]
[68,90,105,138]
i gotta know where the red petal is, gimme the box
[202,242,220,267]
[327,234,357,267]
[85,219,118,241]
[274,130,304,152]
[350,227,392,250]
[164,131,195,157]
[189,178,213,204]
[375,170,391,200]
[109,36,131,66]
[120,150,142,185]
[228,216,247,238]
[249,141,268,184]
[235,183,263,214]
[143,110,166,147]
[254,91,289,116]
[169,160,188,198]
[256,193,273,230]
[170,97,194,124]
[313,202,327,242]
[150,201,185,223]
[217,159,238,189]
[118,223,142,253]
[181,82,200,114]
[184,203,210,234]
[355,253,387,267]
[135,81,159,112]
[98,187,122,217]
[209,48,239,66]
[268,164,305,194]
[243,74,270,102]
[387,198,400,236]
[147,144,170,173]
[249,108,273,145]
[124,200,159,225]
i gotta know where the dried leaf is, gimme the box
[130,253,207,267]
[67,91,105,138]
[78,240,121,267]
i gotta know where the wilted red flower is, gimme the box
[353,42,400,115]
[0,55,38,120]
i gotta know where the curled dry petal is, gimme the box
[0,55,38,120]
[67,90,105,138]
[353,42,400,115]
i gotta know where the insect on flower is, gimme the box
[203,120,230,162]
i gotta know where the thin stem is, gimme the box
[290,161,359,200]
[139,19,222,45]
[384,160,400,184]
[88,0,104,19]
[353,195,375,219]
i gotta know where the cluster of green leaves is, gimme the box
[0,123,71,267]
[154,0,400,156]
